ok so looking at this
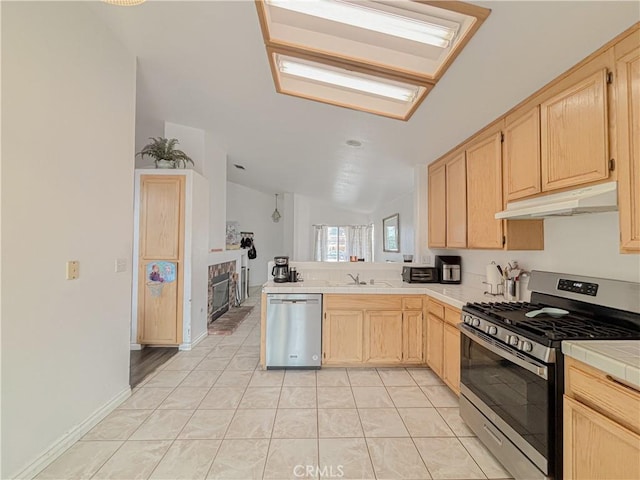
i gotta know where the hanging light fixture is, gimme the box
[272,194,281,223]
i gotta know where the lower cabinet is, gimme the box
[322,295,425,366]
[426,297,461,395]
[564,356,640,480]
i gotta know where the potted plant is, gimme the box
[136,137,194,169]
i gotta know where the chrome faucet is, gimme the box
[347,274,366,285]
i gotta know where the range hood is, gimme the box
[495,181,618,220]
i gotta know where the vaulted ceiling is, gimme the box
[90,1,639,214]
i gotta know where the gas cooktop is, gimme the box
[463,301,640,346]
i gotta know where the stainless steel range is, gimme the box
[459,271,640,480]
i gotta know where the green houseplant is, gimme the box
[136,137,194,169]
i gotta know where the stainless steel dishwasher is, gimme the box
[266,293,322,369]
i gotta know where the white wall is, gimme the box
[1,3,136,478]
[204,134,227,251]
[370,191,415,263]
[226,182,284,285]
[286,194,370,261]
[429,212,640,286]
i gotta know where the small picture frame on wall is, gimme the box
[383,213,400,252]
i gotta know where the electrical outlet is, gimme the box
[115,258,127,273]
[66,260,79,280]
[423,255,432,265]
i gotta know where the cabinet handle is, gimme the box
[606,375,640,394]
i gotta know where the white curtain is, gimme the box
[313,225,329,261]
[346,225,373,262]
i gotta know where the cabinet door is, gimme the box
[364,311,403,364]
[428,163,447,248]
[564,396,640,480]
[466,132,504,249]
[403,311,424,364]
[616,41,640,252]
[323,310,364,364]
[138,175,185,345]
[504,107,541,200]
[541,69,610,191]
[446,152,467,248]
[426,314,444,377]
[443,323,460,395]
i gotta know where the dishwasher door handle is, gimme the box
[270,299,319,305]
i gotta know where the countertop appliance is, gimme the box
[266,293,322,369]
[435,255,461,284]
[459,271,640,480]
[402,266,439,283]
[272,256,289,283]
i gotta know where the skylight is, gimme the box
[266,0,459,48]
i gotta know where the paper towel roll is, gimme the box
[486,262,502,289]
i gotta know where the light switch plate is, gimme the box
[115,258,127,273]
[66,260,79,280]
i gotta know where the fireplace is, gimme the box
[209,273,230,323]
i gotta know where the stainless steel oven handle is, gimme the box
[483,424,503,446]
[460,324,548,380]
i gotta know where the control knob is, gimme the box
[485,325,498,335]
[521,341,533,353]
[472,318,481,327]
[463,315,472,325]
[507,335,519,346]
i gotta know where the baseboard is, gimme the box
[179,330,208,351]
[130,343,143,350]
[12,386,131,480]
[190,330,208,348]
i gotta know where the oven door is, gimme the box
[460,324,553,476]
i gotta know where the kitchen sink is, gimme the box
[327,280,393,288]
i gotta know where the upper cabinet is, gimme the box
[541,69,610,191]
[466,130,503,249]
[504,106,541,201]
[446,152,468,248]
[615,31,640,253]
[428,162,447,248]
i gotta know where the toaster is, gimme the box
[402,266,439,283]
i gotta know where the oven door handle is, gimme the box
[460,324,549,380]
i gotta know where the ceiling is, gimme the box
[90,1,639,214]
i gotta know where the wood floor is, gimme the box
[130,347,178,387]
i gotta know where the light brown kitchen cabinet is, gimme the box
[323,294,426,366]
[564,357,640,480]
[504,106,541,201]
[403,310,424,364]
[541,69,610,191]
[615,32,640,253]
[323,310,364,364]
[466,131,504,249]
[443,322,461,395]
[428,162,447,248]
[137,175,185,345]
[446,152,467,248]
[363,311,403,363]
[426,297,461,394]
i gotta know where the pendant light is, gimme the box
[271,194,281,223]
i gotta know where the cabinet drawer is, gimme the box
[565,357,640,434]
[324,294,402,311]
[402,296,424,311]
[444,307,461,326]
[427,299,445,319]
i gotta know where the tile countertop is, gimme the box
[262,280,497,310]
[562,340,640,388]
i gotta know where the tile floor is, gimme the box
[36,291,513,480]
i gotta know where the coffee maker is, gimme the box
[435,255,462,284]
[272,256,289,283]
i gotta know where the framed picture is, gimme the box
[383,213,400,252]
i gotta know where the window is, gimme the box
[314,224,373,262]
